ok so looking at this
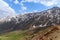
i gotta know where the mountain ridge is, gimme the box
[0,7,60,33]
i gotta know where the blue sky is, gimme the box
[0,0,60,18]
[4,0,49,14]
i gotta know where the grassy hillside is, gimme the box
[0,27,46,40]
[0,30,27,40]
[0,25,60,40]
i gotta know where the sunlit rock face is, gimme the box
[0,7,60,33]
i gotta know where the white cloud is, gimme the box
[33,10,38,12]
[13,0,19,4]
[12,0,27,10]
[19,0,60,14]
[20,1,27,10]
[21,6,27,10]
[9,0,60,14]
[40,0,60,6]
[0,0,16,18]
[20,0,60,6]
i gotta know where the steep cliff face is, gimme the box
[0,7,60,33]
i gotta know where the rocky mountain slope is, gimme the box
[0,7,60,33]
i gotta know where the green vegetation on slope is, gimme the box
[0,30,26,40]
[0,27,48,40]
[0,25,59,40]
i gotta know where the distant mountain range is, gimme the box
[0,7,60,33]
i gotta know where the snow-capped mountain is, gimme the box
[0,7,60,33]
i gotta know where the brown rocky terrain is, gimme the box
[25,25,60,40]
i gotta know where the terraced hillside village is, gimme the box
[0,7,60,40]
